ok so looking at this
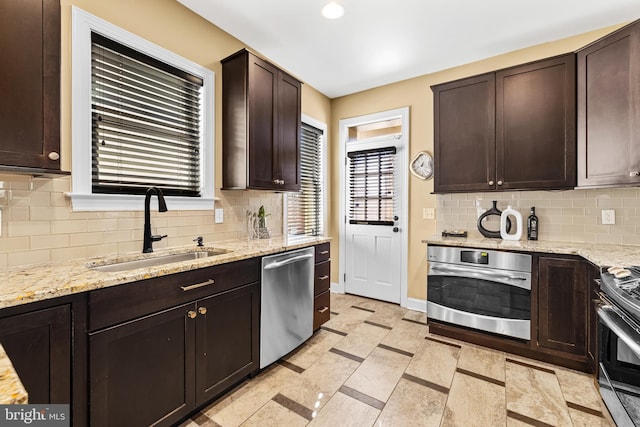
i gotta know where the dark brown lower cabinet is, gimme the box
[313,243,331,330]
[0,304,71,404]
[89,282,260,427]
[537,256,588,355]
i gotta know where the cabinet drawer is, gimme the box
[89,258,259,331]
[314,260,330,296]
[313,290,331,331]
[315,243,330,263]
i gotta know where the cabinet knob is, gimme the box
[497,180,503,186]
[630,171,640,177]
[488,180,494,186]
[187,310,197,319]
[198,307,207,315]
[48,152,60,161]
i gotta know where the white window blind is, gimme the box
[348,146,396,225]
[288,123,323,236]
[91,32,203,196]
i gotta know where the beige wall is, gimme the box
[329,23,627,300]
[0,0,330,268]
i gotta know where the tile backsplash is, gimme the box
[0,173,283,268]
[437,188,640,245]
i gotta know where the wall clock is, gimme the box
[410,151,433,180]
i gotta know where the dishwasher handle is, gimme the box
[263,253,314,270]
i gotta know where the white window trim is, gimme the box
[284,114,328,240]
[69,6,216,211]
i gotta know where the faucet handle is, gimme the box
[193,236,204,247]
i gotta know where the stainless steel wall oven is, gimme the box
[597,268,640,426]
[427,246,532,340]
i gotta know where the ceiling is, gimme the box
[177,0,640,99]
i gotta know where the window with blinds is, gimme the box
[348,147,396,225]
[91,32,203,196]
[287,123,323,236]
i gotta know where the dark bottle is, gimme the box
[527,207,538,241]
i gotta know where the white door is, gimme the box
[340,108,408,304]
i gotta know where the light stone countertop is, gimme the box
[0,345,27,404]
[423,234,640,268]
[0,236,330,311]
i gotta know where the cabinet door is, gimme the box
[277,72,301,191]
[0,305,70,404]
[0,0,60,170]
[497,55,576,190]
[248,55,278,189]
[89,303,196,427]
[433,73,496,193]
[577,21,640,186]
[537,256,587,355]
[195,282,259,405]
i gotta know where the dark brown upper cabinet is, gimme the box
[432,54,576,193]
[222,49,301,191]
[0,0,62,173]
[577,19,640,187]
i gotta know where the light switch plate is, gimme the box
[423,208,435,219]
[214,208,224,224]
[602,209,615,225]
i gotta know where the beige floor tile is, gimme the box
[375,377,448,427]
[441,371,506,427]
[380,318,427,355]
[330,293,367,313]
[278,372,332,414]
[332,322,390,359]
[322,306,373,334]
[308,391,380,427]
[204,365,298,426]
[403,309,427,324]
[457,344,506,383]
[569,408,613,427]
[360,301,408,329]
[506,360,573,426]
[405,338,460,388]
[283,329,345,370]
[300,350,361,397]
[343,346,412,402]
[555,367,602,412]
[239,400,308,427]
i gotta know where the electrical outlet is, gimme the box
[602,209,615,225]
[214,208,224,224]
[423,208,435,219]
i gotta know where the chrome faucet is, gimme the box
[143,187,168,253]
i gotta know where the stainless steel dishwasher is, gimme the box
[260,247,315,368]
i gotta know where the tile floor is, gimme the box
[179,293,614,427]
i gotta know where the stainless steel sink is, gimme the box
[89,249,230,273]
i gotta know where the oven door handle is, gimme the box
[597,305,640,359]
[429,264,530,289]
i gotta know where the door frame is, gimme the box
[337,107,410,307]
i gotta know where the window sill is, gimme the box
[67,193,219,211]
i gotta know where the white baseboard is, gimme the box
[330,281,344,294]
[405,297,426,313]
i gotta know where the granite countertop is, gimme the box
[0,236,330,311]
[0,236,330,402]
[423,234,640,268]
[0,346,27,404]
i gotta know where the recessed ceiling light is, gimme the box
[322,2,344,19]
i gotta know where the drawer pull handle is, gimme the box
[318,306,329,313]
[181,279,215,291]
[319,250,329,255]
[318,275,329,280]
